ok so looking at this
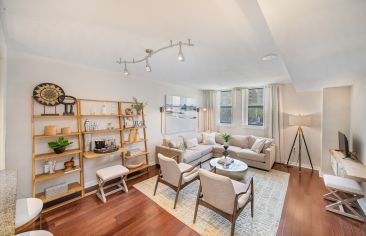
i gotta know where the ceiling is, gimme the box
[0,0,365,91]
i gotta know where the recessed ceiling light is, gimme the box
[261,53,278,61]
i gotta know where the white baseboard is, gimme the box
[287,161,320,171]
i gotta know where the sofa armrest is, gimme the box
[263,144,276,169]
[156,145,184,163]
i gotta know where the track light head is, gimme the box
[145,59,152,72]
[178,41,184,62]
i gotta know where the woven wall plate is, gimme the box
[33,83,65,106]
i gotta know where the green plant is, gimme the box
[222,133,231,143]
[48,137,73,149]
[131,97,148,112]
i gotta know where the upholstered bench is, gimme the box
[96,165,129,203]
[323,174,365,222]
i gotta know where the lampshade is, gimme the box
[288,115,311,127]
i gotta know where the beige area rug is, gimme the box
[134,164,289,236]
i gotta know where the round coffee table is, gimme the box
[209,157,248,180]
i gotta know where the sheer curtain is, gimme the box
[203,90,219,132]
[266,84,283,163]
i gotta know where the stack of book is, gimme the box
[218,157,234,166]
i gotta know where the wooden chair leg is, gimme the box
[39,214,42,229]
[193,200,199,223]
[230,219,236,236]
[173,187,181,209]
[153,176,159,196]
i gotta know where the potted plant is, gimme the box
[222,133,231,147]
[131,97,148,115]
[48,137,73,154]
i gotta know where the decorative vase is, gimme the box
[54,146,66,154]
[44,126,57,136]
[134,130,141,142]
[128,131,135,143]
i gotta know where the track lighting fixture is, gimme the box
[117,39,193,77]
[177,41,184,62]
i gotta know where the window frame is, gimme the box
[242,87,265,129]
[219,90,233,125]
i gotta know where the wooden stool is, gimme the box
[15,198,43,234]
[16,230,53,236]
[323,174,365,222]
[96,165,129,203]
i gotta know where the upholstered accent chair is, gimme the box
[154,153,201,209]
[193,168,254,236]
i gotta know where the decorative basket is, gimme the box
[45,182,68,199]
[44,126,57,136]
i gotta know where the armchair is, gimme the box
[154,153,201,209]
[193,168,254,236]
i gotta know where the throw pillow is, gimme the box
[251,138,267,153]
[184,137,198,149]
[262,139,273,151]
[176,137,186,151]
[168,140,177,149]
[202,133,216,145]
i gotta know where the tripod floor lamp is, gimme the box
[286,114,314,172]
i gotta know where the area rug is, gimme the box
[133,163,289,236]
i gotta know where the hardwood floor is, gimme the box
[27,164,365,236]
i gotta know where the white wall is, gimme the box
[321,86,351,175]
[281,84,322,170]
[350,79,366,211]
[0,22,7,170]
[5,50,202,198]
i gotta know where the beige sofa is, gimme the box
[155,132,275,171]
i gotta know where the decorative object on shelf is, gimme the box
[131,97,147,115]
[84,119,98,131]
[116,39,194,77]
[58,95,77,116]
[95,140,106,150]
[33,83,65,116]
[106,122,114,130]
[128,131,135,143]
[126,162,144,169]
[43,161,50,174]
[124,117,134,128]
[286,114,313,172]
[48,137,73,154]
[63,157,75,171]
[101,102,107,115]
[134,130,141,142]
[44,125,57,136]
[48,160,56,174]
[61,127,71,135]
[44,182,68,199]
[94,146,119,154]
[125,108,133,116]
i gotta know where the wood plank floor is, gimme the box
[26,164,365,236]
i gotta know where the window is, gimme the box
[246,88,264,127]
[219,90,232,124]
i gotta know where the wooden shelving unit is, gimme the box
[120,101,149,180]
[31,98,84,211]
[31,97,150,210]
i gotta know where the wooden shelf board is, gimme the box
[125,152,149,159]
[82,128,122,135]
[127,164,149,174]
[36,182,82,203]
[83,147,127,159]
[33,115,77,119]
[124,139,147,145]
[80,114,121,118]
[122,114,142,117]
[34,132,80,139]
[123,127,146,131]
[34,149,82,161]
[35,168,81,183]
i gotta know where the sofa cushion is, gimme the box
[202,132,216,145]
[184,137,198,149]
[189,144,214,156]
[229,135,250,149]
[215,133,225,145]
[213,145,242,158]
[237,149,266,163]
[182,149,203,163]
[251,138,266,153]
[248,135,257,147]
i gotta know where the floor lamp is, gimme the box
[286,114,314,172]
